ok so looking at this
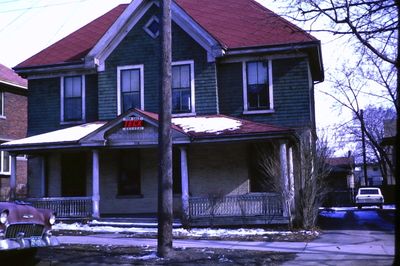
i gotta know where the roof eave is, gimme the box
[223,41,324,82]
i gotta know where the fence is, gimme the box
[25,197,93,218]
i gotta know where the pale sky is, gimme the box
[0,0,353,154]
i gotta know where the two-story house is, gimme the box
[2,0,323,226]
[0,63,28,200]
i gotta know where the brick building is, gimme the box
[0,63,28,200]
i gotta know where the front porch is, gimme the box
[24,192,288,226]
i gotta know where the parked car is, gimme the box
[0,201,59,253]
[355,187,384,209]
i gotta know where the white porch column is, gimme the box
[288,146,295,216]
[10,154,17,200]
[40,156,46,197]
[180,146,189,223]
[279,142,289,217]
[92,150,100,219]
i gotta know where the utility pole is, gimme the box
[157,0,173,258]
[360,109,368,186]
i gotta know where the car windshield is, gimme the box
[360,189,379,195]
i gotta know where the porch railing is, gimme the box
[25,197,92,218]
[189,192,284,218]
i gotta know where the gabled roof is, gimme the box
[0,63,27,88]
[175,0,316,50]
[15,4,127,69]
[15,0,320,71]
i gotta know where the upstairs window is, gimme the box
[0,150,10,175]
[61,75,85,122]
[243,61,273,113]
[117,65,144,115]
[0,91,4,117]
[172,61,195,115]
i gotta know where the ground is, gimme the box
[34,245,295,265]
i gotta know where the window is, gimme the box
[243,60,273,113]
[61,75,85,122]
[0,91,4,117]
[118,150,141,196]
[117,65,144,115]
[172,61,195,114]
[0,150,10,175]
[143,15,160,38]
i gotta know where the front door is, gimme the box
[61,152,87,196]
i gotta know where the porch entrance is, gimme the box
[61,152,87,196]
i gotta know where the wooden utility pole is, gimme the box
[157,0,173,258]
[360,109,368,186]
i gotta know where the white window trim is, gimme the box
[242,60,274,115]
[0,91,5,119]
[0,150,10,175]
[60,75,86,124]
[143,15,160,39]
[171,60,196,117]
[117,64,144,115]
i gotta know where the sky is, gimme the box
[0,0,354,155]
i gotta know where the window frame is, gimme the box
[0,90,4,118]
[117,65,144,115]
[60,75,86,124]
[0,150,10,175]
[242,60,274,114]
[171,60,195,116]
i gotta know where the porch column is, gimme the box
[92,150,100,219]
[9,154,17,200]
[180,146,189,223]
[288,146,295,217]
[40,156,46,197]
[279,142,289,217]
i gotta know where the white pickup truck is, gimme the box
[355,187,384,209]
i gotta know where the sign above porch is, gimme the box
[79,109,190,147]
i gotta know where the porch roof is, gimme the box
[1,122,106,151]
[1,109,295,152]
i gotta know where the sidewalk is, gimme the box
[57,229,395,265]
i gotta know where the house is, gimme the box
[324,156,355,206]
[2,0,323,226]
[0,63,28,200]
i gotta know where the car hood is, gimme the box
[0,202,51,226]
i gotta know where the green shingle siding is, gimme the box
[98,5,217,120]
[218,57,312,129]
[85,74,98,122]
[28,78,60,136]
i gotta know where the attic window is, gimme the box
[144,16,159,38]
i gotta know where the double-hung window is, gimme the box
[61,75,85,122]
[117,65,144,115]
[172,61,195,115]
[0,91,4,117]
[0,150,10,175]
[243,60,273,113]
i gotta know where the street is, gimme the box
[6,207,395,265]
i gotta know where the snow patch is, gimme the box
[2,122,105,146]
[172,117,241,134]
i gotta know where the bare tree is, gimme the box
[277,0,399,259]
[157,0,173,258]
[256,138,332,229]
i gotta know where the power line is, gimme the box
[0,0,89,14]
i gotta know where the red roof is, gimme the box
[175,0,316,49]
[138,109,293,139]
[0,63,27,88]
[16,4,128,69]
[16,0,317,69]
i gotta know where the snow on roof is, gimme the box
[2,122,106,146]
[172,116,242,135]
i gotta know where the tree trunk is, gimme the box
[157,0,173,258]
